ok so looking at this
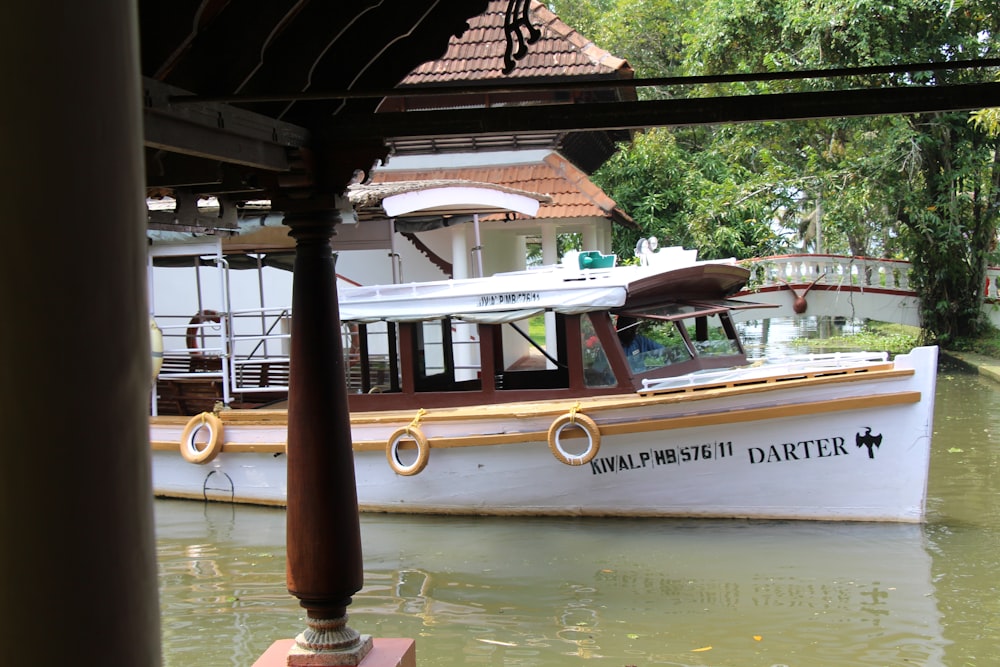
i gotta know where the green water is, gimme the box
[157,358,999,666]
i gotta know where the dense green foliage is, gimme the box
[549,0,1000,345]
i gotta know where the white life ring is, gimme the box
[150,316,164,382]
[386,426,430,476]
[180,412,224,464]
[547,411,601,466]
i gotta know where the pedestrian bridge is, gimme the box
[730,254,1000,328]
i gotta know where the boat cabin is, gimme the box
[150,241,766,416]
[341,263,759,411]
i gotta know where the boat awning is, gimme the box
[338,275,626,324]
[348,179,551,230]
[337,258,766,324]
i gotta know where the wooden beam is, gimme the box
[333,81,1000,140]
[142,78,307,172]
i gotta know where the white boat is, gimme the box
[149,248,938,521]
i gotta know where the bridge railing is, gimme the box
[985,267,1000,300]
[744,254,1000,299]
[743,254,913,292]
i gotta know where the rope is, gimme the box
[408,408,427,429]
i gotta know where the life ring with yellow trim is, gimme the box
[180,412,224,464]
[386,426,430,476]
[186,309,222,355]
[547,411,601,466]
[150,316,164,382]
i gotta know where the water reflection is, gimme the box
[157,356,1000,667]
[157,503,946,666]
[737,316,865,359]
[157,502,297,667]
[923,362,1000,665]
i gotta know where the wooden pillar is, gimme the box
[582,224,598,253]
[283,210,372,664]
[541,225,559,369]
[1,2,161,665]
[451,224,469,280]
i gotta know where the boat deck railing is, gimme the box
[153,306,403,414]
[228,307,291,394]
[640,350,891,395]
[153,306,292,415]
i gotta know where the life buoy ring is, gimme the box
[180,412,224,464]
[186,309,222,355]
[150,316,164,382]
[386,426,430,476]
[548,411,601,466]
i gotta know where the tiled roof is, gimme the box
[370,153,635,228]
[400,1,631,85]
[348,179,551,210]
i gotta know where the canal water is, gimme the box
[156,356,1000,667]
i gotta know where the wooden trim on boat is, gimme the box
[342,364,915,426]
[152,388,920,455]
[150,440,288,454]
[149,365,915,433]
[599,391,920,436]
[351,391,921,451]
[152,488,288,507]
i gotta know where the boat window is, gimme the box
[493,313,569,390]
[616,315,693,373]
[347,321,400,394]
[413,318,482,392]
[686,313,742,359]
[581,315,615,387]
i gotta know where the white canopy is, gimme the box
[338,268,628,324]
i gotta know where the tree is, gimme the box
[553,0,1000,342]
[595,127,789,261]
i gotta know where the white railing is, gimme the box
[985,266,1000,300]
[227,307,292,394]
[153,307,292,411]
[746,254,1000,300]
[744,254,913,291]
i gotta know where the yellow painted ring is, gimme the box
[386,426,430,476]
[547,412,601,466]
[180,412,224,464]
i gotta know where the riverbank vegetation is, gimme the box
[550,0,1000,349]
[952,325,1000,358]
[787,321,920,355]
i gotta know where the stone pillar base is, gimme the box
[253,638,415,667]
[289,635,372,666]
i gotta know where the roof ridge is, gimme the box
[542,153,615,213]
[528,1,630,74]
[367,155,629,224]
[398,0,632,85]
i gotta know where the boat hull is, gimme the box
[150,346,937,522]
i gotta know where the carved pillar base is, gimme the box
[288,614,373,666]
[255,638,414,667]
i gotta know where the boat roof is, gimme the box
[338,254,751,324]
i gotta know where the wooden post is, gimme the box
[1,2,162,665]
[283,210,372,664]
